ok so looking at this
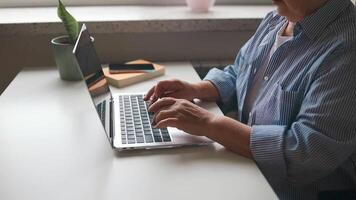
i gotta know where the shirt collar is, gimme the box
[295,0,352,40]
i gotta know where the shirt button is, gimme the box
[253,68,257,74]
[264,76,269,81]
[249,112,252,118]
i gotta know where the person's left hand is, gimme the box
[148,97,216,136]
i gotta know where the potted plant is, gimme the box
[51,0,82,81]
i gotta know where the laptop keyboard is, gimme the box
[118,94,171,144]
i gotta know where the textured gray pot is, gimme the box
[51,35,82,81]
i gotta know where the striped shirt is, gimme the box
[242,21,293,124]
[204,0,356,199]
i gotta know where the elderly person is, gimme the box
[144,0,356,198]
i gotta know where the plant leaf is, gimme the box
[57,0,79,44]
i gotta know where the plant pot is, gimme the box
[186,0,216,13]
[51,35,83,81]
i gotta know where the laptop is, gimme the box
[73,24,213,150]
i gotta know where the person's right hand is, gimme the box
[143,79,198,103]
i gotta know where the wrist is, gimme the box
[193,81,219,101]
[191,82,203,99]
[204,115,253,158]
[205,114,223,138]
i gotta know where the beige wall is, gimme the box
[0,31,253,94]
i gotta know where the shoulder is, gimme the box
[242,10,284,52]
[330,5,356,50]
[258,10,285,30]
[311,5,356,77]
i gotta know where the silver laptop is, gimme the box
[73,24,212,150]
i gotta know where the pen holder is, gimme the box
[51,35,87,81]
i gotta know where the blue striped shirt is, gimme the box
[204,0,356,199]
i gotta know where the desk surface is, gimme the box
[0,62,276,200]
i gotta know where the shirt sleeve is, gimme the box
[203,63,239,105]
[250,47,356,187]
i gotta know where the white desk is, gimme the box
[0,62,277,200]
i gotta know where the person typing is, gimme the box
[144,0,356,199]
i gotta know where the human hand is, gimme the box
[148,97,217,136]
[143,79,199,104]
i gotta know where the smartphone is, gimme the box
[109,63,155,74]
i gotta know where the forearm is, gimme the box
[191,80,252,157]
[207,115,252,159]
[193,81,221,102]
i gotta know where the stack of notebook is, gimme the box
[102,59,165,88]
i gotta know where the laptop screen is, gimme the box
[73,24,112,137]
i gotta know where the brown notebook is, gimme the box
[102,59,165,88]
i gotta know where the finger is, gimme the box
[154,118,179,129]
[154,80,180,99]
[148,97,176,113]
[150,105,171,125]
[163,91,189,100]
[144,86,156,101]
[153,109,176,125]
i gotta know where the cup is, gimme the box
[186,0,216,13]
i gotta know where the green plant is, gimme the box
[57,0,80,44]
